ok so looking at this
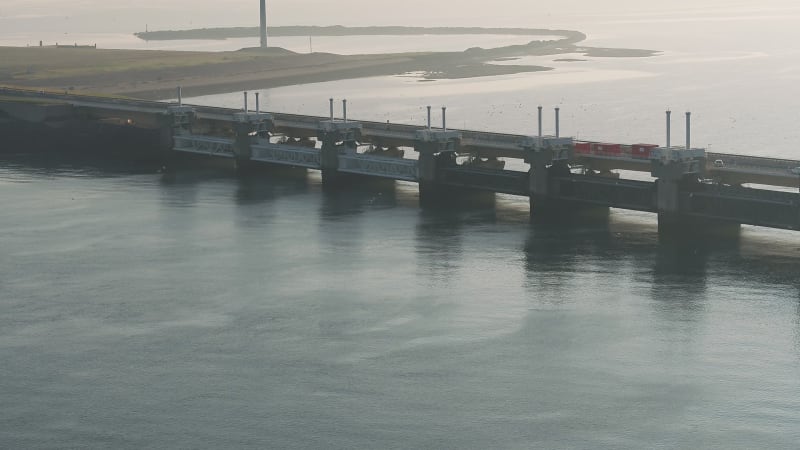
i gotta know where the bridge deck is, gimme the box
[3,86,800,192]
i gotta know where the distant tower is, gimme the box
[259,0,268,48]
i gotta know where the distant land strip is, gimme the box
[135,26,586,41]
[1,27,658,100]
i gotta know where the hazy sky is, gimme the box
[3,0,793,34]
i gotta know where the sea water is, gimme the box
[2,5,800,449]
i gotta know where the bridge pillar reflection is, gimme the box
[414,129,461,206]
[318,120,361,187]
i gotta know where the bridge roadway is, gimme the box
[2,87,800,232]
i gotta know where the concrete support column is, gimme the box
[157,126,174,155]
[415,151,464,207]
[160,105,195,162]
[522,136,573,219]
[320,133,342,186]
[417,151,440,206]
[232,112,274,173]
[233,121,255,172]
[656,185,742,237]
[523,136,609,222]
[528,153,551,197]
[155,111,173,155]
[656,179,680,213]
[527,152,551,218]
[650,148,738,237]
[318,120,361,188]
[652,160,697,236]
[414,129,460,207]
[655,178,691,235]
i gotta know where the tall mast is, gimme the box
[259,0,268,48]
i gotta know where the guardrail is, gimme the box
[708,153,800,174]
[173,135,235,157]
[250,142,322,169]
[338,154,419,181]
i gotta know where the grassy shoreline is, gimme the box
[0,27,658,100]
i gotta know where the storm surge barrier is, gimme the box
[2,87,799,235]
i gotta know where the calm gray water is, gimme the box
[3,4,800,448]
[1,153,799,449]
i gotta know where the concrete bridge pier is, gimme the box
[233,112,273,173]
[158,125,174,154]
[414,129,462,206]
[523,136,592,220]
[318,119,361,188]
[158,105,195,166]
[656,182,743,239]
[653,159,699,236]
[656,175,697,235]
[233,122,254,172]
[161,106,194,143]
[652,147,739,237]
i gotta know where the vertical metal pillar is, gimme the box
[555,107,560,138]
[685,111,691,149]
[537,105,543,142]
[427,106,432,130]
[666,110,672,148]
[260,0,268,48]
